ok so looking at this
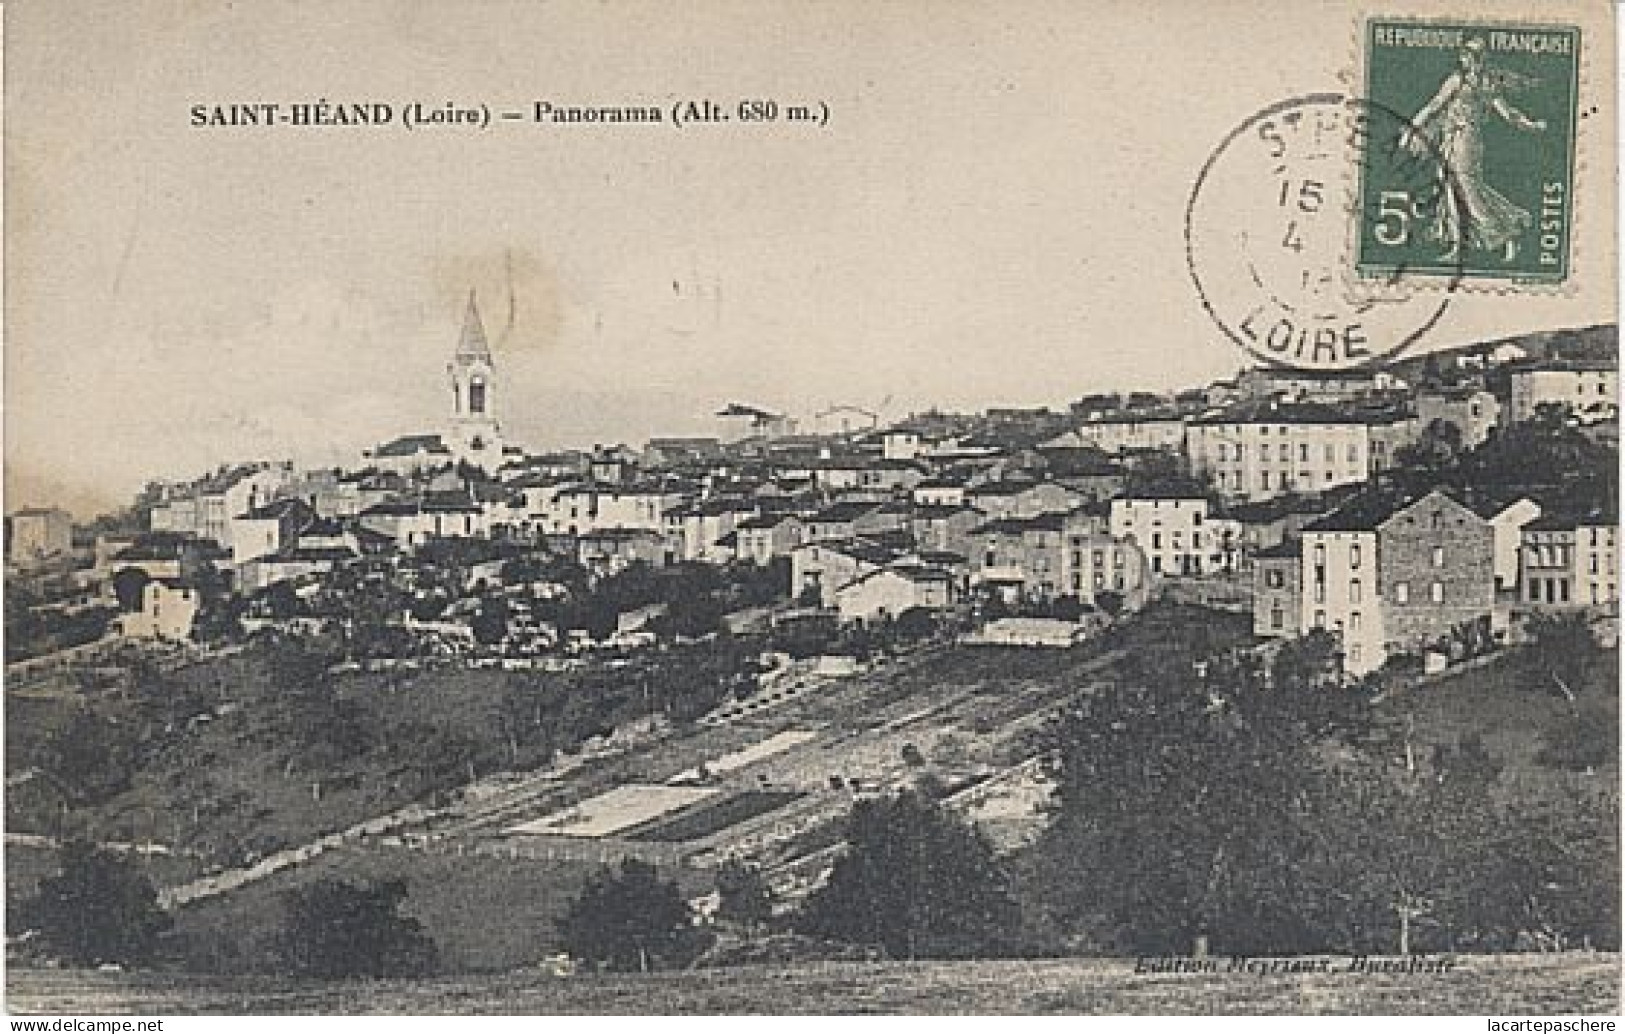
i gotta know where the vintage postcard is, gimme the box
[3,0,1618,1022]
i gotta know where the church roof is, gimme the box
[456,290,493,363]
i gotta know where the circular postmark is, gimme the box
[1186,93,1462,372]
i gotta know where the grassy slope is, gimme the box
[7,954,1620,1015]
[164,844,711,974]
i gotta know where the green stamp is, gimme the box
[1357,20,1580,285]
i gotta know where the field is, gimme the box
[161,843,710,974]
[7,954,1619,1015]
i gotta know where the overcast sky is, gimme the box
[5,0,1615,516]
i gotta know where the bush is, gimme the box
[274,878,438,979]
[18,841,172,968]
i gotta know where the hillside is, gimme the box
[7,954,1619,1015]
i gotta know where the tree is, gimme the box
[1093,590,1124,618]
[714,858,775,929]
[796,790,1021,959]
[1394,418,1465,472]
[469,595,509,647]
[556,858,695,972]
[1028,641,1377,955]
[111,567,152,613]
[19,840,172,967]
[275,878,437,978]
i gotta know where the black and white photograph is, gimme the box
[2,0,1620,1020]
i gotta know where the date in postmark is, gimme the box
[1186,94,1457,373]
[1356,19,1581,286]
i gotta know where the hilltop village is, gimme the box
[10,303,1616,677]
[4,306,1618,979]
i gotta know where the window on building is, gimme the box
[1151,556,1162,573]
[1349,611,1362,631]
[1259,445,1269,461]
[1314,610,1326,629]
[1314,581,1326,604]
[1348,643,1362,664]
[1559,580,1570,603]
[1347,444,1359,462]
[1350,543,1362,568]
[1430,582,1443,603]
[1280,444,1290,461]
[1270,606,1283,629]
[1590,554,1600,575]
[1313,543,1326,568]
[1396,582,1409,603]
[1432,546,1444,567]
[1350,579,1362,604]
[1152,533,1162,549]
[1279,472,1290,490]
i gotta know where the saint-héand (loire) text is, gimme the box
[188,98,831,131]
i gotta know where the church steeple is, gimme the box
[455,290,493,363]
[446,289,502,470]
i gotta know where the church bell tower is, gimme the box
[446,290,503,470]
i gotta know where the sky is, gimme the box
[4,0,1616,517]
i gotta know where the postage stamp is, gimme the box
[1355,19,1581,286]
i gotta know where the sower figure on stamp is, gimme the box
[1398,36,1547,264]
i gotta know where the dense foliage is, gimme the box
[796,790,1022,959]
[17,841,172,967]
[556,859,697,972]
[274,878,438,978]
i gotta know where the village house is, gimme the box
[366,433,453,476]
[1253,539,1302,638]
[802,500,899,543]
[734,513,805,565]
[1520,514,1580,610]
[1186,402,1374,502]
[717,402,796,442]
[912,477,968,508]
[665,498,756,563]
[1467,494,1544,598]
[1059,522,1153,611]
[790,538,901,607]
[1036,447,1128,502]
[7,507,73,567]
[1290,490,1496,674]
[1108,496,1213,577]
[966,479,1083,521]
[1416,387,1501,449]
[576,528,666,578]
[1236,367,1405,403]
[834,563,956,625]
[1576,506,1620,608]
[1047,413,1187,455]
[809,404,879,437]
[122,578,201,641]
[229,497,316,566]
[1507,359,1618,426]
[910,503,984,558]
[149,463,291,547]
[642,437,722,468]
